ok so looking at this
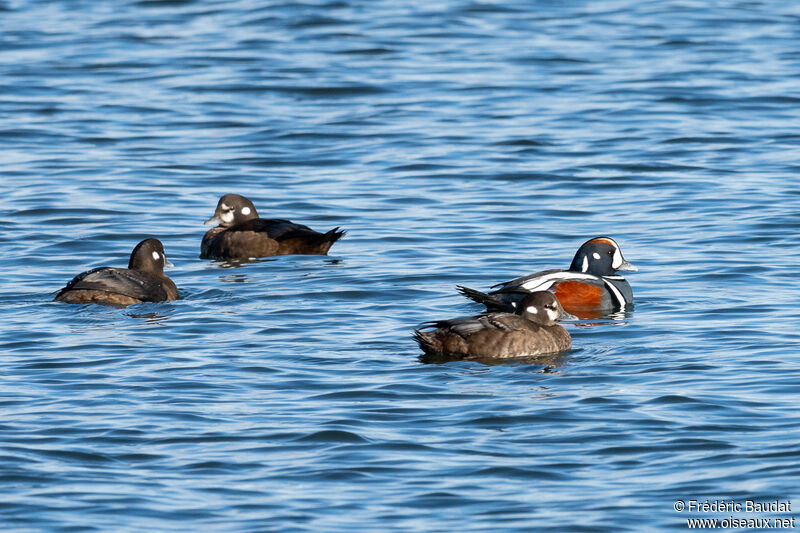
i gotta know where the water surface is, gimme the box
[2,0,800,531]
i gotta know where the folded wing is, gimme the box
[58,267,167,302]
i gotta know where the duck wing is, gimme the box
[491,269,600,293]
[58,267,167,302]
[422,313,523,338]
[230,218,323,241]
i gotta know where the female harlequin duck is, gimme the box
[54,238,178,306]
[457,237,637,319]
[200,194,345,260]
[413,291,571,360]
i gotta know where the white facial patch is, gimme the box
[547,308,560,321]
[525,306,538,314]
[611,246,623,269]
[152,251,160,261]
[220,202,229,210]
[221,211,234,223]
[581,256,589,272]
[241,206,251,216]
[593,252,601,260]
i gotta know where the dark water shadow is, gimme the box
[210,256,343,269]
[212,257,280,269]
[126,309,174,324]
[418,351,571,370]
[563,309,633,328]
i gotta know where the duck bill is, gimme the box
[165,259,175,268]
[204,215,223,226]
[617,259,638,272]
[558,309,579,321]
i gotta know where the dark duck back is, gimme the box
[457,237,637,319]
[414,291,571,361]
[55,238,178,306]
[200,193,345,260]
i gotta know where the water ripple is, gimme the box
[1,0,799,531]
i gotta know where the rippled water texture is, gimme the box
[2,0,800,531]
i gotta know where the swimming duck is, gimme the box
[413,291,571,360]
[457,237,637,319]
[54,238,178,306]
[200,194,345,260]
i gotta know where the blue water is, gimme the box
[2,0,800,531]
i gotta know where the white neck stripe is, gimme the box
[603,278,627,308]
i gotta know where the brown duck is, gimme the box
[413,291,571,360]
[200,194,345,260]
[54,238,178,306]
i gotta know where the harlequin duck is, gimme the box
[413,291,571,360]
[200,194,345,260]
[457,237,637,319]
[54,238,178,306]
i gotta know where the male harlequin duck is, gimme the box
[457,237,637,319]
[200,193,345,260]
[54,238,178,306]
[413,291,571,360]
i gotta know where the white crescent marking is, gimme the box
[520,272,597,291]
[612,247,623,269]
[602,278,627,308]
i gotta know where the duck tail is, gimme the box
[412,329,440,356]
[322,227,346,244]
[456,285,513,312]
[456,285,487,302]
